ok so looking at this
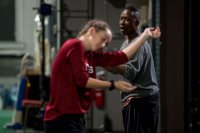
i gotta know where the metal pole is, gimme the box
[40,0,45,103]
[56,0,61,51]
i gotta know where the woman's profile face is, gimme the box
[89,28,112,51]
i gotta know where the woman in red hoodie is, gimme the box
[44,19,160,133]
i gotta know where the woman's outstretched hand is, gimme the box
[114,81,137,92]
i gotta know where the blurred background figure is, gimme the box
[3,52,41,130]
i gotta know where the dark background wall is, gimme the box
[160,0,200,133]
[188,0,200,133]
[160,0,185,132]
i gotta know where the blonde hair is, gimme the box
[77,19,111,37]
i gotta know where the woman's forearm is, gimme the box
[86,77,111,89]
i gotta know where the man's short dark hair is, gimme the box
[125,4,141,21]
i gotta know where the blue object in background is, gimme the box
[10,83,18,106]
[15,77,27,111]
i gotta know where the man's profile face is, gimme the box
[119,9,138,35]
